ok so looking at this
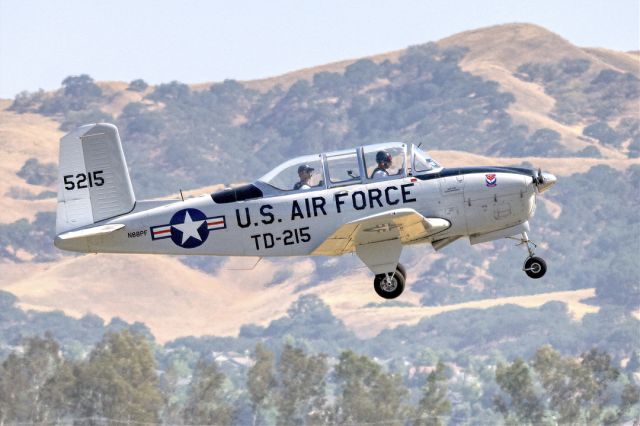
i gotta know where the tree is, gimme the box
[527,128,566,156]
[74,330,163,424]
[276,344,328,425]
[62,74,102,98]
[580,348,620,422]
[617,383,640,422]
[16,158,57,186]
[344,59,379,87]
[531,346,627,424]
[147,81,190,102]
[595,254,640,309]
[0,334,73,425]
[59,74,103,111]
[494,358,544,425]
[183,358,234,425]
[531,345,583,423]
[39,359,77,423]
[413,361,451,426]
[60,109,114,131]
[313,71,344,93]
[128,79,149,92]
[334,350,408,425]
[583,122,621,146]
[629,136,640,158]
[247,343,276,426]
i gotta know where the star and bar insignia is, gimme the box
[151,208,225,249]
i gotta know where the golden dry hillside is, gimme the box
[0,99,60,222]
[0,250,600,343]
[1,23,637,342]
[438,24,638,158]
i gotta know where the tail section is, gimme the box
[56,123,135,234]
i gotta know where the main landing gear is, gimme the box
[512,232,547,279]
[373,264,406,299]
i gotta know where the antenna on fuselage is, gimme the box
[179,189,184,201]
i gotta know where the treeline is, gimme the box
[1,331,637,425]
[1,291,638,423]
[0,331,451,425]
[0,291,152,360]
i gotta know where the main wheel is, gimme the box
[396,263,407,281]
[524,256,547,279]
[374,271,405,299]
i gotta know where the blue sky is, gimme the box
[0,0,638,98]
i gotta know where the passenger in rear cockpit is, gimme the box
[371,151,392,178]
[293,164,314,190]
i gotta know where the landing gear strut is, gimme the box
[373,264,406,299]
[511,232,547,279]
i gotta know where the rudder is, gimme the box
[56,123,135,234]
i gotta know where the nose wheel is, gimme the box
[373,264,406,299]
[524,256,547,279]
[511,232,547,279]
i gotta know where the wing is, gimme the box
[311,208,450,256]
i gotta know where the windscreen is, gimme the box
[413,148,441,172]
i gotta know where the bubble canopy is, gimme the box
[257,143,441,192]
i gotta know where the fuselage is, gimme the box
[55,166,538,256]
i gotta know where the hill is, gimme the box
[7,23,640,198]
[0,250,600,343]
[0,22,638,344]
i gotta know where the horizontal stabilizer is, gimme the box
[54,224,125,252]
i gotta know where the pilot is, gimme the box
[293,164,314,190]
[372,151,392,178]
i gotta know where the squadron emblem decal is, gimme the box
[151,208,226,249]
[485,174,497,187]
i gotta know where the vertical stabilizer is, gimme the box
[56,123,135,234]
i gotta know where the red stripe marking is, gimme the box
[207,220,224,226]
[154,229,171,235]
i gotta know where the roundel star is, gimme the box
[167,208,210,248]
[172,211,206,245]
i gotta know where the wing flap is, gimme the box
[311,208,450,256]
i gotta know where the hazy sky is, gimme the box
[0,0,638,99]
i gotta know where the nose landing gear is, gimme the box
[373,264,406,299]
[524,256,547,279]
[511,232,547,279]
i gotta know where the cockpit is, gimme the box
[211,143,442,203]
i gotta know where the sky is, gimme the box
[0,0,638,99]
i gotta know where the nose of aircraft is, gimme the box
[534,170,557,193]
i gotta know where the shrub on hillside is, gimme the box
[9,89,46,113]
[128,78,149,92]
[60,109,114,131]
[16,158,57,186]
[583,122,621,146]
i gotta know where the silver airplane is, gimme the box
[54,123,557,299]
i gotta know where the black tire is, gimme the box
[524,256,547,279]
[396,263,407,281]
[374,271,405,299]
